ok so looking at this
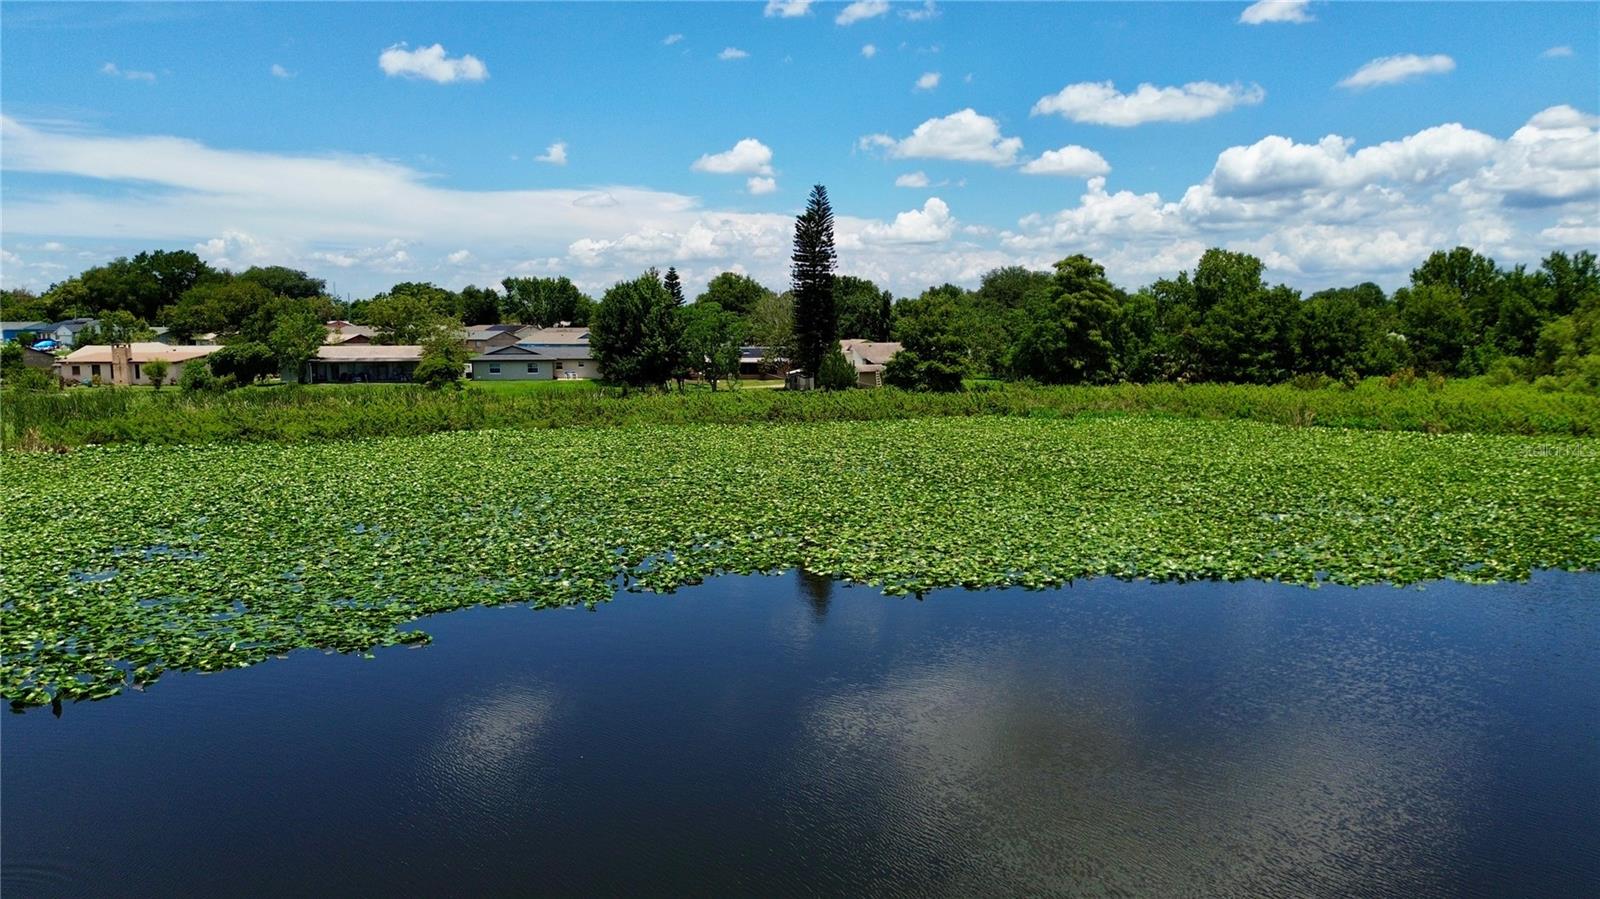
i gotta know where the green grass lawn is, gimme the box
[4,414,1597,707]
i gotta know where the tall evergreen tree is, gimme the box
[791,184,838,378]
[663,267,685,306]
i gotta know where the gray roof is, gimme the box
[1,321,51,331]
[515,342,590,361]
[472,346,550,362]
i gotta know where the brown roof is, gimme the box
[311,345,424,363]
[839,340,903,368]
[60,343,220,364]
[324,324,376,343]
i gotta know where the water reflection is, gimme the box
[797,569,835,620]
[2,572,1596,897]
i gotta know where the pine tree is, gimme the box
[791,184,838,379]
[663,267,685,306]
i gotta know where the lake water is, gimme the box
[3,572,1597,897]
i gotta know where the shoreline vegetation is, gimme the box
[5,377,1600,449]
[4,415,1598,708]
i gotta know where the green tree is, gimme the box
[237,266,326,299]
[791,184,838,379]
[78,251,219,320]
[747,291,794,377]
[269,307,329,383]
[413,321,470,389]
[591,271,678,389]
[500,276,593,326]
[76,310,153,348]
[364,288,444,344]
[208,341,278,384]
[1297,284,1398,377]
[643,269,686,390]
[681,301,745,389]
[885,291,967,391]
[697,271,774,318]
[164,279,277,342]
[817,344,857,390]
[460,285,502,326]
[144,358,170,390]
[180,359,221,392]
[835,276,893,341]
[1184,249,1300,384]
[1007,255,1126,385]
[1396,283,1472,374]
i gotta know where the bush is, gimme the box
[413,354,464,390]
[817,346,857,391]
[180,362,221,393]
[144,358,170,390]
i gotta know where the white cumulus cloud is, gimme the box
[100,62,156,83]
[901,1,940,21]
[1238,1,1314,25]
[446,249,473,265]
[270,64,294,79]
[895,171,930,188]
[378,43,488,83]
[1021,145,1112,178]
[537,142,568,166]
[663,33,684,46]
[718,47,750,61]
[1541,45,1573,59]
[764,0,812,18]
[860,109,1023,165]
[1032,81,1265,126]
[692,138,775,175]
[746,176,778,195]
[836,1,889,26]
[1337,53,1454,89]
[864,197,955,243]
[914,72,941,91]
[861,44,878,58]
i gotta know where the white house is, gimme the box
[58,343,219,386]
[469,343,595,380]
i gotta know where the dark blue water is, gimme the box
[3,572,1597,897]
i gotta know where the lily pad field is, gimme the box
[3,415,1598,709]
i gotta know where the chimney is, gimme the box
[111,343,133,386]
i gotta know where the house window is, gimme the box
[554,361,563,369]
[489,364,501,374]
[91,364,101,377]
[526,363,536,373]
[133,363,142,381]
[72,365,81,376]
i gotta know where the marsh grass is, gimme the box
[4,377,1597,449]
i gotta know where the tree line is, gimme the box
[4,205,1597,394]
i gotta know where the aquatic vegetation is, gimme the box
[3,416,1598,707]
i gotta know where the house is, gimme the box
[514,326,590,346]
[739,345,778,378]
[19,344,57,370]
[58,343,219,386]
[469,342,595,380]
[40,318,99,346]
[324,322,376,345]
[839,339,903,388]
[1,321,50,342]
[465,324,522,354]
[470,344,556,380]
[498,327,595,379]
[303,344,423,383]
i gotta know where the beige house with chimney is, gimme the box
[57,343,220,386]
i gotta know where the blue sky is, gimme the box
[2,1,1597,300]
